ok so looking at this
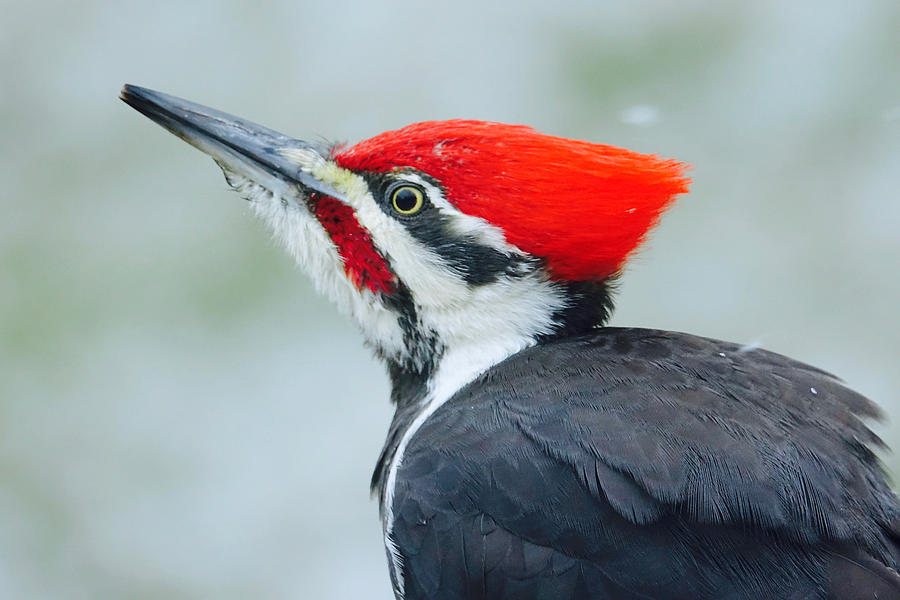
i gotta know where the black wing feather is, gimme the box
[389,328,900,599]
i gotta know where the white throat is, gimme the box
[418,268,567,399]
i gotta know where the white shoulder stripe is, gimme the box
[381,331,552,597]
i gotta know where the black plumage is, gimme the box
[382,328,900,599]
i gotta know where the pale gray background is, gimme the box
[2,1,899,598]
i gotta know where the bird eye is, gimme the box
[390,185,425,215]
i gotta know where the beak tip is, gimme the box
[119,83,141,105]
[119,84,348,203]
[120,84,164,112]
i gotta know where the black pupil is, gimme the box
[394,188,419,212]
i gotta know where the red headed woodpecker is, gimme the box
[122,85,900,600]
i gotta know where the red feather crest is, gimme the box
[335,120,690,281]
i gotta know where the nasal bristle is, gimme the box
[335,120,690,281]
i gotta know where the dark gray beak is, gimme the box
[120,84,346,201]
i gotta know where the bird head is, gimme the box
[122,85,690,404]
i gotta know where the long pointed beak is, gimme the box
[120,84,346,201]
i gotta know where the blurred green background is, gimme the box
[2,1,899,598]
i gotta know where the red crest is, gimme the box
[335,120,690,281]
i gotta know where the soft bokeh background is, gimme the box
[2,1,899,598]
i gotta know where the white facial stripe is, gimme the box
[352,190,475,309]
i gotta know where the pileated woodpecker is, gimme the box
[122,85,900,600]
